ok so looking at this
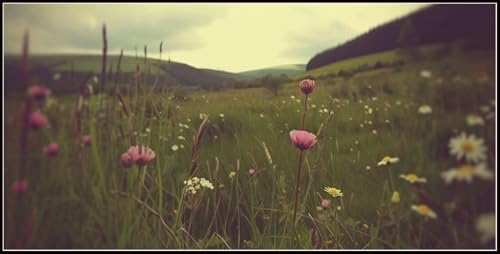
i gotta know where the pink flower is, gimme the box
[82,135,91,147]
[321,199,331,209]
[249,168,257,177]
[127,145,156,166]
[120,153,133,168]
[29,112,48,130]
[43,142,59,157]
[27,85,51,101]
[12,180,28,194]
[290,130,318,150]
[300,79,315,95]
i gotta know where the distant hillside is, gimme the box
[4,54,243,92]
[307,4,495,71]
[238,64,305,79]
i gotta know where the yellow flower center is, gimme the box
[407,174,418,182]
[461,141,475,153]
[416,205,432,215]
[325,187,343,197]
[457,165,475,176]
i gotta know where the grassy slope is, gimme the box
[4,48,495,248]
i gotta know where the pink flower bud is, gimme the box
[321,199,331,209]
[127,145,156,166]
[29,112,48,130]
[43,143,59,157]
[27,85,51,101]
[300,79,315,95]
[290,130,318,150]
[12,180,28,194]
[249,168,257,177]
[82,135,91,147]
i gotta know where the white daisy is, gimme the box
[171,144,179,151]
[466,114,485,126]
[418,105,432,114]
[476,213,495,244]
[441,163,493,184]
[449,132,487,163]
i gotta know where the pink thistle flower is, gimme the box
[321,199,331,209]
[27,85,51,101]
[120,153,133,168]
[300,79,315,95]
[249,168,257,177]
[43,142,59,157]
[290,130,318,150]
[29,112,48,130]
[82,135,91,147]
[127,145,156,166]
[12,180,28,194]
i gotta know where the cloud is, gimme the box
[4,4,229,54]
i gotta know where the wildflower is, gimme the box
[324,187,344,197]
[411,204,437,219]
[321,199,331,209]
[12,180,28,194]
[290,130,318,150]
[178,136,185,140]
[184,176,214,194]
[27,85,51,101]
[259,114,264,118]
[476,213,495,244]
[391,191,400,203]
[479,105,490,113]
[52,73,61,80]
[82,135,91,147]
[248,168,257,177]
[441,163,493,184]
[365,165,371,171]
[29,112,48,130]
[300,79,315,95]
[290,95,296,100]
[180,144,184,149]
[372,129,377,135]
[145,128,151,133]
[229,171,236,179]
[449,132,487,163]
[418,105,432,114]
[219,113,225,118]
[199,113,208,119]
[377,156,400,166]
[420,70,432,78]
[400,173,427,184]
[120,153,133,168]
[466,114,485,126]
[43,143,59,157]
[171,145,179,151]
[127,145,156,166]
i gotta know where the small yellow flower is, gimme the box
[324,187,344,197]
[400,173,427,184]
[229,171,236,179]
[411,204,437,219]
[377,156,400,166]
[391,191,400,203]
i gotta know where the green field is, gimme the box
[4,47,496,249]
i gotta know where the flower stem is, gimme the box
[300,94,308,130]
[292,149,304,225]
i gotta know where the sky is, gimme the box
[4,3,429,73]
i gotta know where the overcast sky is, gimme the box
[4,3,429,72]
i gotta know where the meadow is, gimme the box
[4,43,496,249]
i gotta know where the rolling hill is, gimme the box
[306,4,495,71]
[238,64,305,79]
